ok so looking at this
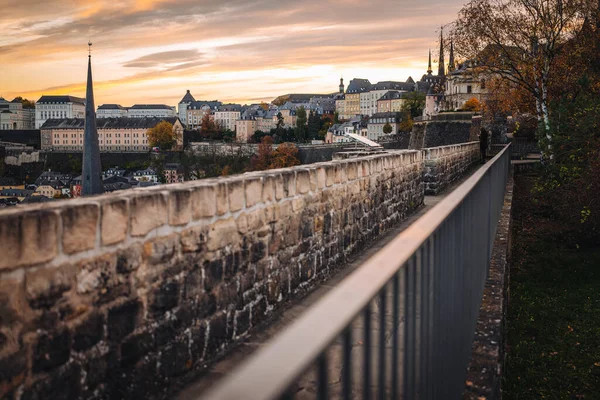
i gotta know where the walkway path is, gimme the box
[176,170,477,400]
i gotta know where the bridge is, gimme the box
[0,141,511,400]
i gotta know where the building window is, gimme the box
[467,85,472,94]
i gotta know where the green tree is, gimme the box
[12,96,35,109]
[147,121,176,150]
[334,111,340,124]
[401,91,426,118]
[276,112,285,136]
[307,110,320,140]
[383,122,393,134]
[295,106,308,143]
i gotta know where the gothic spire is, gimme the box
[427,49,433,75]
[339,76,345,94]
[82,41,103,196]
[448,39,456,72]
[438,27,445,77]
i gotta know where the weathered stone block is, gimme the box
[282,171,296,197]
[228,179,245,212]
[180,225,207,253]
[61,203,99,255]
[207,218,239,251]
[296,169,311,194]
[273,174,285,200]
[150,280,180,317]
[245,177,263,208]
[191,184,217,219]
[0,209,58,270]
[23,361,81,400]
[0,346,27,395]
[215,182,228,216]
[101,198,129,246]
[116,244,143,274]
[262,175,276,203]
[107,300,140,342]
[32,329,71,373]
[72,311,104,352]
[169,189,192,226]
[25,264,75,309]
[234,308,250,337]
[121,331,154,367]
[143,234,178,265]
[130,192,167,237]
[159,336,191,378]
[203,259,223,291]
[205,311,228,358]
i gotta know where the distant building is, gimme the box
[215,104,242,132]
[367,112,402,141]
[97,104,127,118]
[377,91,409,113]
[0,98,35,130]
[36,182,65,198]
[335,94,346,120]
[164,163,184,184]
[133,168,158,183]
[362,81,414,117]
[127,104,176,119]
[178,90,196,127]
[187,101,221,130]
[345,79,371,118]
[235,118,257,143]
[35,95,85,129]
[443,60,489,111]
[40,117,184,152]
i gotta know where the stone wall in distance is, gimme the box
[0,150,424,400]
[423,142,480,195]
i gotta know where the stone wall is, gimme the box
[410,113,479,150]
[188,142,355,165]
[0,150,424,400]
[423,142,480,195]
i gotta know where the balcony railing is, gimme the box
[202,144,512,400]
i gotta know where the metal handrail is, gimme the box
[202,144,512,400]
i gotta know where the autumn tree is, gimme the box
[399,114,414,132]
[269,143,301,169]
[452,0,588,154]
[383,122,393,134]
[250,136,274,171]
[463,97,482,111]
[200,113,218,138]
[147,121,176,150]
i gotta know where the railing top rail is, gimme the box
[202,144,512,400]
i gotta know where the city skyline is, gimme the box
[1,0,463,105]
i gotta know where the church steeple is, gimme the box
[438,27,445,77]
[339,76,345,94]
[448,40,456,73]
[427,49,433,75]
[82,41,103,196]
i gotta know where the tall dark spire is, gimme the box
[82,42,103,196]
[448,40,456,72]
[339,76,345,94]
[438,27,445,77]
[427,49,433,75]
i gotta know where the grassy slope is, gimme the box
[504,172,600,399]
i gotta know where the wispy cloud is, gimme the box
[0,0,462,104]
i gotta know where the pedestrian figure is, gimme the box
[479,127,488,163]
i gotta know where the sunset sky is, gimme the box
[0,0,463,106]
